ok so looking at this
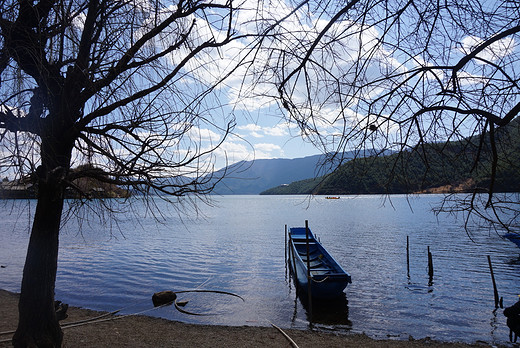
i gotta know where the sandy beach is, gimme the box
[0,290,503,347]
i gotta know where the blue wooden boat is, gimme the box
[505,233,520,248]
[287,225,351,299]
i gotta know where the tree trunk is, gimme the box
[12,166,67,348]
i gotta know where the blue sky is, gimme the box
[189,1,520,171]
[215,109,321,169]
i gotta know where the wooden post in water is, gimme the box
[289,230,297,280]
[487,255,500,308]
[305,220,313,321]
[427,246,434,283]
[406,236,410,278]
[285,225,288,278]
[285,225,287,264]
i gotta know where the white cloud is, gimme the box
[237,123,289,138]
[455,70,491,87]
[201,139,285,168]
[212,141,254,165]
[188,127,222,142]
[237,124,262,132]
[458,35,516,62]
[255,143,282,153]
[71,11,86,31]
[263,125,288,137]
[253,143,284,159]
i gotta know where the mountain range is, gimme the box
[261,117,520,195]
[209,152,356,195]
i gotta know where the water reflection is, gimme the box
[506,256,520,265]
[405,281,434,294]
[293,290,352,328]
[287,266,352,329]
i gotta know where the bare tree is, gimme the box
[254,0,520,233]
[0,1,248,346]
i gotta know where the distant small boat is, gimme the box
[287,223,351,299]
[325,196,340,199]
[505,233,520,248]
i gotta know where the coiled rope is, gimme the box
[0,288,242,335]
[0,288,299,347]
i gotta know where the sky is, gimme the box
[1,1,326,178]
[162,1,335,170]
[186,0,520,171]
[212,109,321,169]
[2,1,518,175]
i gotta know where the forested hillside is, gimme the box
[261,118,520,195]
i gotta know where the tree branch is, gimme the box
[278,0,361,96]
[81,2,230,102]
[76,35,232,130]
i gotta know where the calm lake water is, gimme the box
[1,194,519,345]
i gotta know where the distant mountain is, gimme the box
[261,118,520,195]
[208,151,364,195]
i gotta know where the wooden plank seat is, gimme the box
[292,241,318,245]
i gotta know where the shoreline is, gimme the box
[0,290,502,347]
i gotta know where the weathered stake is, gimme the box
[289,231,297,280]
[305,220,313,321]
[427,246,434,284]
[285,225,288,279]
[406,236,410,277]
[487,255,500,308]
[285,225,288,263]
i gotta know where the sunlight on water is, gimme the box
[0,195,519,345]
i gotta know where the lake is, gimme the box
[1,194,519,345]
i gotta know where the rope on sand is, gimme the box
[0,278,217,338]
[65,289,246,329]
[59,300,175,330]
[269,321,300,348]
[60,309,121,328]
[0,309,122,337]
[1,284,295,346]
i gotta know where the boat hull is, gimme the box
[287,226,351,299]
